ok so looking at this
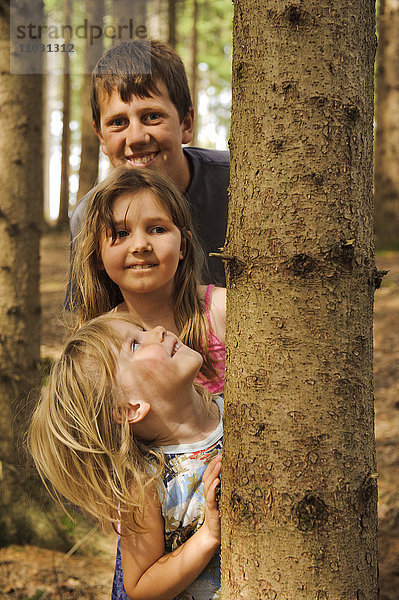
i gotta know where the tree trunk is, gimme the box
[168,0,177,48]
[58,0,72,227]
[77,0,103,203]
[112,0,147,41]
[190,0,198,146]
[221,1,378,598]
[0,0,43,542]
[132,0,147,32]
[148,0,168,41]
[43,71,52,224]
[374,0,399,250]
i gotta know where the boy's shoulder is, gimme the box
[184,146,230,169]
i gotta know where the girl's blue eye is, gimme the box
[116,230,129,239]
[150,226,166,234]
[131,340,140,351]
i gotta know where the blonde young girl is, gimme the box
[71,167,225,394]
[28,312,222,600]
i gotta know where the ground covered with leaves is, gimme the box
[1,230,398,599]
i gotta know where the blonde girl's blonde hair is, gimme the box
[71,167,218,382]
[28,313,160,532]
[28,312,214,532]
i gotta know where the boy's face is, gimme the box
[95,82,194,192]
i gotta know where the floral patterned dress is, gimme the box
[111,397,223,600]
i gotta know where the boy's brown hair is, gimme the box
[91,39,193,131]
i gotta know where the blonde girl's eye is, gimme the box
[116,229,129,239]
[131,340,140,352]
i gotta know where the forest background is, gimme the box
[0,0,399,598]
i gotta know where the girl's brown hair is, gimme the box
[71,167,218,382]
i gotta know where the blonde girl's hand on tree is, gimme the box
[201,453,222,547]
[120,458,222,600]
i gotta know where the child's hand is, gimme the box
[202,453,222,547]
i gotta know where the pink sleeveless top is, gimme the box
[195,285,225,394]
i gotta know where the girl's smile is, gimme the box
[100,190,185,299]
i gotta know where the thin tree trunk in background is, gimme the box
[374,0,399,249]
[148,0,168,42]
[43,72,51,223]
[0,0,43,542]
[133,0,147,31]
[168,0,177,47]
[221,1,378,598]
[113,0,147,40]
[190,0,198,146]
[58,0,71,227]
[77,0,103,202]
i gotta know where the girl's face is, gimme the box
[112,320,203,408]
[100,190,185,298]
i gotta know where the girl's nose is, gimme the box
[142,326,166,345]
[129,232,152,253]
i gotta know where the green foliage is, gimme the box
[176,0,233,147]
[177,0,232,89]
[59,512,78,537]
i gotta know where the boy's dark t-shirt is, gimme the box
[68,147,229,291]
[183,147,229,285]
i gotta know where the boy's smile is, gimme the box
[95,82,194,192]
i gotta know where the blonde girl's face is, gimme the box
[112,320,203,407]
[100,190,185,298]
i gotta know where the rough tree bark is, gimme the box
[221,1,378,598]
[0,0,43,542]
[374,0,399,249]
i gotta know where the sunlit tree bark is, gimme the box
[221,1,378,598]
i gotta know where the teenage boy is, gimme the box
[70,39,229,286]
